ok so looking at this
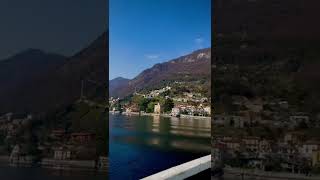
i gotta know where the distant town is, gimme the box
[0,99,108,172]
[212,95,320,176]
[109,82,211,120]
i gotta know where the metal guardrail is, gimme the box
[140,155,211,180]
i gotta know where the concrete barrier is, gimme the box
[140,154,211,180]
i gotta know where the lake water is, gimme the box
[0,165,107,180]
[109,114,211,180]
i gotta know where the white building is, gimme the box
[171,108,181,117]
[154,103,162,114]
[299,141,320,158]
[204,107,211,115]
[54,147,71,160]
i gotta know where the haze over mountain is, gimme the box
[109,48,211,98]
[0,32,107,115]
[109,77,130,97]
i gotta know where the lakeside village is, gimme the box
[212,95,320,176]
[0,110,108,172]
[109,84,211,119]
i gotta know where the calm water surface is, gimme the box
[109,114,211,180]
[0,165,107,180]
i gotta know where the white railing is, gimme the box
[140,155,211,180]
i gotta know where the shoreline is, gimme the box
[111,111,211,120]
[0,155,107,173]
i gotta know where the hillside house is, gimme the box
[245,99,263,113]
[213,115,228,126]
[283,133,299,144]
[290,115,310,127]
[224,140,241,152]
[299,140,320,158]
[50,129,66,140]
[259,139,271,153]
[242,137,260,152]
[229,115,246,128]
[71,133,95,144]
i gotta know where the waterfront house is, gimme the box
[154,103,162,114]
[125,108,132,113]
[204,106,211,115]
[9,144,34,166]
[171,107,181,117]
[53,146,71,160]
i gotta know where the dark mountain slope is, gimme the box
[0,32,107,114]
[213,0,320,114]
[215,0,320,40]
[0,49,66,93]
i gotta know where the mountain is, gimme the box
[0,49,66,110]
[0,48,66,92]
[109,77,130,97]
[214,0,320,114]
[110,48,211,98]
[215,0,320,40]
[0,32,108,114]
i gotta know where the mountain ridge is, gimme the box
[0,32,107,115]
[109,47,211,98]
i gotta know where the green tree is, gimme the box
[163,98,174,112]
[132,95,144,104]
[146,102,156,113]
[139,98,150,111]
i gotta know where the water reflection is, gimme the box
[109,113,211,179]
[110,114,211,153]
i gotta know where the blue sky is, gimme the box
[109,0,211,80]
